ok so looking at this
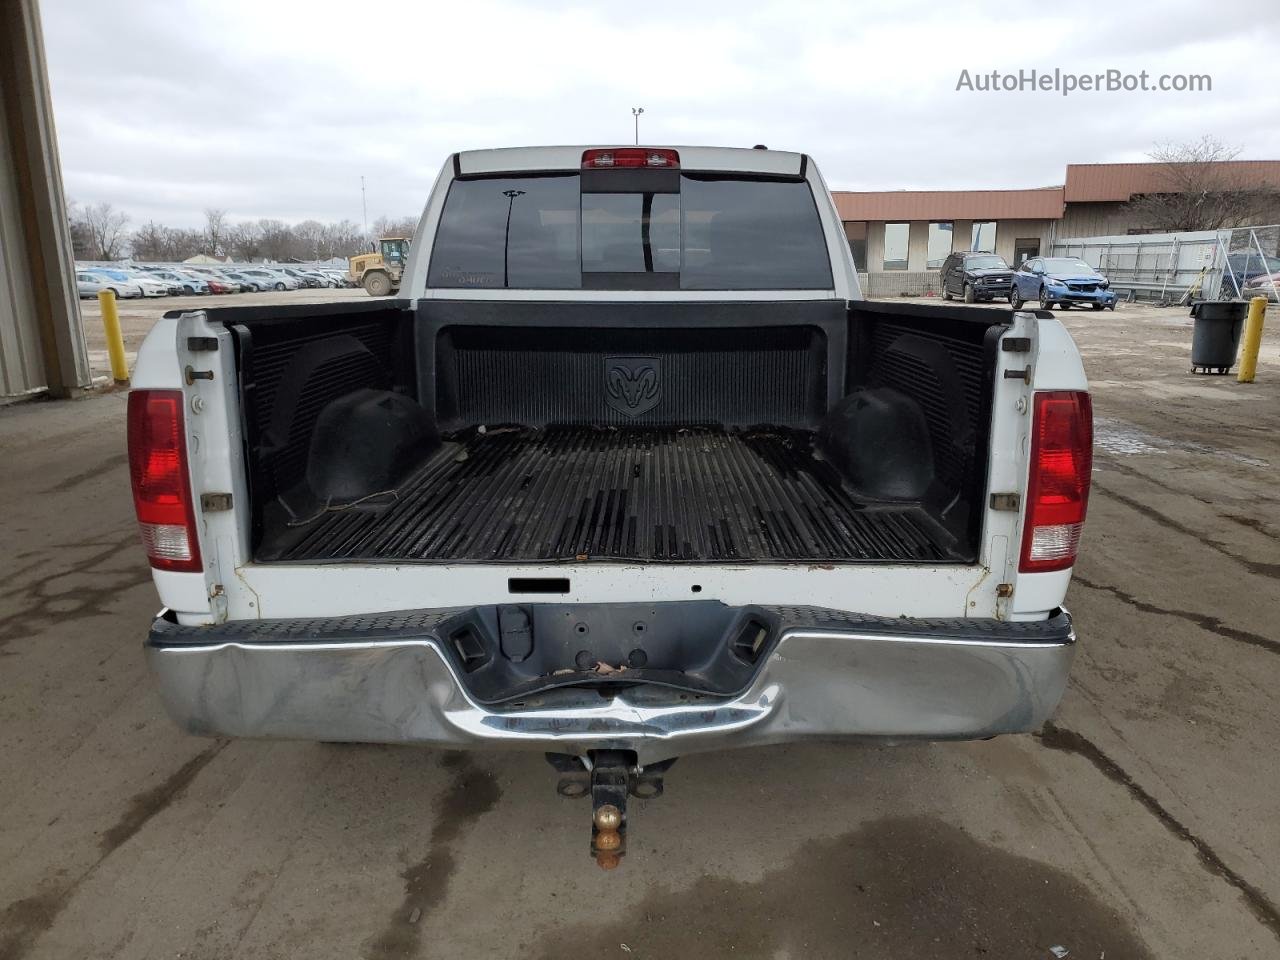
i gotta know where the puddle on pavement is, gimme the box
[1094,417,1270,467]
[529,816,1153,960]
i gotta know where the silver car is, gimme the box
[76,271,143,299]
[240,269,300,291]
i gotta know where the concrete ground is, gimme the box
[2,299,1278,959]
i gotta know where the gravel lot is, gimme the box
[2,297,1278,958]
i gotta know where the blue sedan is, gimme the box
[1010,257,1118,311]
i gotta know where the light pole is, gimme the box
[632,106,644,145]
[502,189,525,288]
[360,175,368,242]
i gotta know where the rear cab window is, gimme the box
[426,168,834,291]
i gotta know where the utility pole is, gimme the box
[632,106,644,145]
[502,189,525,288]
[361,175,368,241]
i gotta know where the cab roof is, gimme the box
[454,145,806,178]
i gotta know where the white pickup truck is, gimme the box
[129,145,1091,862]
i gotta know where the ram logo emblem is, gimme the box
[604,357,661,418]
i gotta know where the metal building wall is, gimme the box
[0,0,90,398]
[1056,201,1138,240]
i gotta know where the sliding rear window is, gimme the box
[426,173,833,291]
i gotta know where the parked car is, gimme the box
[240,268,299,290]
[302,270,339,288]
[939,252,1015,303]
[131,145,1091,853]
[1011,256,1117,311]
[91,268,169,298]
[1221,252,1280,298]
[75,271,142,299]
[76,272,110,298]
[280,267,326,288]
[205,277,238,295]
[132,275,173,298]
[126,267,181,294]
[1243,269,1280,299]
[221,271,263,292]
[150,270,210,295]
[126,273,173,298]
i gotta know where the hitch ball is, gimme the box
[593,828,623,852]
[593,804,623,832]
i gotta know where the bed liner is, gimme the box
[263,424,962,564]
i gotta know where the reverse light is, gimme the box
[127,389,202,572]
[1019,391,1093,573]
[581,148,679,169]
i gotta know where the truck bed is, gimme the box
[265,425,959,564]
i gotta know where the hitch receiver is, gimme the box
[589,750,631,869]
[546,751,676,870]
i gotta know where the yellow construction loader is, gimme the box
[349,237,410,296]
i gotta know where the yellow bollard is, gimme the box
[1237,296,1267,384]
[97,289,130,385]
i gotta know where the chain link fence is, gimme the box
[1051,225,1280,305]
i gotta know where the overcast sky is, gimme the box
[41,0,1280,229]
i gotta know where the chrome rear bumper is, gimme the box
[146,607,1074,765]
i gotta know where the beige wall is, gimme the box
[994,220,1056,264]
[865,221,885,271]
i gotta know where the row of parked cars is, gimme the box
[74,263,353,300]
[937,250,1280,308]
[938,251,1118,310]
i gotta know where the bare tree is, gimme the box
[256,219,293,262]
[129,221,201,261]
[228,221,263,262]
[167,228,204,261]
[320,219,365,260]
[131,220,169,261]
[1125,136,1280,232]
[203,208,228,257]
[292,219,326,261]
[68,204,396,266]
[371,214,419,241]
[81,202,131,260]
[66,199,96,260]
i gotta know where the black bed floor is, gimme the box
[270,426,958,563]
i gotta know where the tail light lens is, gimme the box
[1019,391,1093,573]
[581,148,679,169]
[127,390,202,572]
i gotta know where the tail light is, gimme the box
[1019,391,1093,573]
[127,390,202,572]
[582,148,679,169]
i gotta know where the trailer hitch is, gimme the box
[547,751,676,870]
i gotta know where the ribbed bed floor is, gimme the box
[272,426,956,563]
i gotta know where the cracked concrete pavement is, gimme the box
[1,299,1277,959]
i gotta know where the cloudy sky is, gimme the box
[41,0,1280,229]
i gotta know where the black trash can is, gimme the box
[1189,300,1248,374]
